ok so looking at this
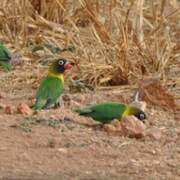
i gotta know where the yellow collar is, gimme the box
[122,107,130,116]
[48,71,64,82]
[122,106,137,117]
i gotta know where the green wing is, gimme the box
[0,43,12,71]
[33,76,64,111]
[74,102,127,123]
[0,43,11,61]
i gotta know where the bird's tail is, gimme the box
[32,99,46,111]
[32,104,40,111]
[73,106,92,115]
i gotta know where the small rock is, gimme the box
[57,148,68,154]
[104,120,123,135]
[17,103,33,115]
[147,127,162,140]
[5,105,14,114]
[111,120,123,132]
[121,116,146,138]
[104,124,117,133]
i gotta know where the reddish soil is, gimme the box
[0,64,179,180]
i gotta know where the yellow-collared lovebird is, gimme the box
[0,43,12,71]
[33,58,73,111]
[74,102,146,124]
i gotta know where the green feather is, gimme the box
[33,76,64,111]
[0,43,12,71]
[74,101,146,124]
[74,102,128,123]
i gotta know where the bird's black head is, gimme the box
[51,58,73,73]
[134,110,147,123]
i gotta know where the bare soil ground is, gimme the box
[0,62,180,180]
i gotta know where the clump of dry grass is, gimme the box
[0,0,179,90]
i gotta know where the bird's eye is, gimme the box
[58,60,64,65]
[139,113,145,120]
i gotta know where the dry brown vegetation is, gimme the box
[0,0,179,87]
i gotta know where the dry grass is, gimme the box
[0,0,179,90]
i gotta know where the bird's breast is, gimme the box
[48,71,64,83]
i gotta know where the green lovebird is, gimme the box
[32,58,73,111]
[74,102,146,124]
[0,43,12,71]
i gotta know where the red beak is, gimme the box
[64,63,73,70]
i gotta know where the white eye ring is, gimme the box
[140,113,145,120]
[58,60,64,65]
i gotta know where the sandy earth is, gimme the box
[0,64,180,180]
